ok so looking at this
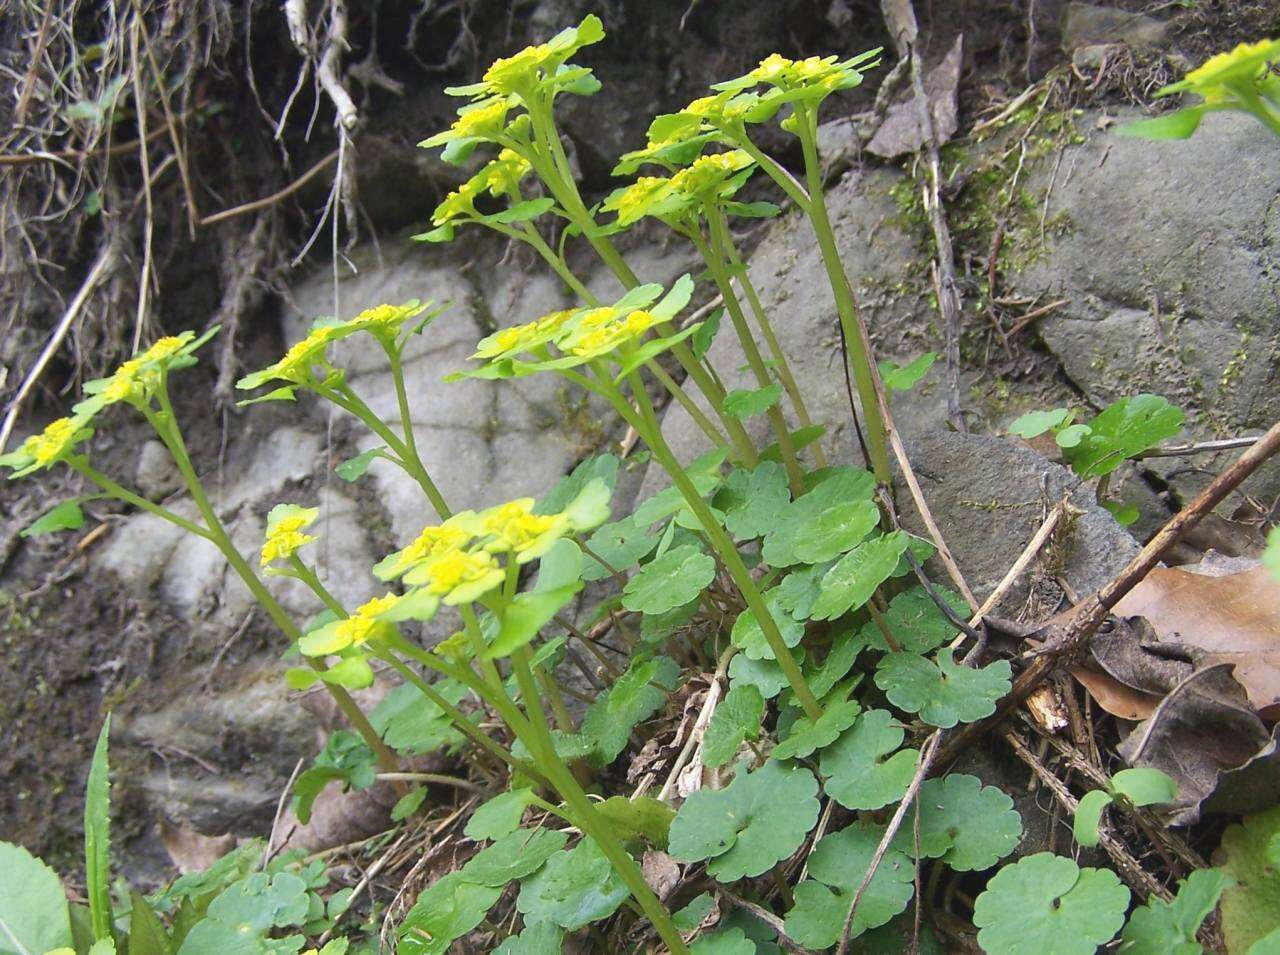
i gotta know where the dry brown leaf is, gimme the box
[641,849,681,901]
[1070,665,1161,721]
[159,819,238,874]
[1115,564,1280,717]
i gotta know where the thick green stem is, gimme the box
[510,647,690,955]
[694,220,805,493]
[713,209,827,467]
[792,106,892,482]
[600,366,822,719]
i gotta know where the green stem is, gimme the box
[644,359,732,455]
[713,207,827,467]
[461,603,510,700]
[287,556,347,619]
[694,219,805,493]
[373,642,546,783]
[146,384,398,774]
[515,221,601,305]
[510,647,690,955]
[604,366,822,719]
[319,382,451,519]
[791,105,892,482]
[385,346,450,513]
[70,459,209,539]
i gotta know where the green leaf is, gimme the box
[492,922,563,955]
[861,587,969,654]
[486,583,582,658]
[633,451,726,526]
[1116,106,1206,140]
[319,654,375,689]
[1008,408,1072,439]
[674,892,717,932]
[875,648,1011,728]
[370,680,468,755]
[760,424,826,465]
[580,656,679,764]
[784,821,915,948]
[714,462,791,541]
[127,890,173,955]
[894,774,1022,870]
[85,716,113,941]
[772,683,862,760]
[21,499,87,537]
[491,197,557,223]
[235,385,298,406]
[761,467,876,568]
[1103,500,1141,526]
[728,652,799,700]
[1066,394,1185,478]
[1119,868,1233,955]
[461,828,569,886]
[155,840,264,910]
[973,853,1130,955]
[1056,423,1091,448]
[669,759,819,881]
[692,308,723,359]
[703,684,765,768]
[730,589,804,661]
[623,544,716,614]
[879,352,936,393]
[1263,527,1280,582]
[804,629,862,699]
[465,789,536,841]
[1220,806,1280,952]
[614,324,705,379]
[205,871,310,933]
[516,839,629,931]
[292,731,376,823]
[595,796,676,849]
[1111,767,1177,807]
[391,786,429,822]
[537,454,619,515]
[398,872,502,955]
[773,562,831,621]
[820,709,919,811]
[690,927,756,954]
[581,515,659,581]
[810,532,909,621]
[0,841,72,954]
[724,383,782,419]
[1073,789,1113,848]
[335,447,385,481]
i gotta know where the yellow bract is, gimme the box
[349,301,428,335]
[453,98,511,139]
[483,43,552,93]
[670,150,752,197]
[409,548,504,604]
[433,178,484,226]
[142,336,189,362]
[102,358,144,404]
[610,176,673,225]
[311,593,399,654]
[27,418,80,466]
[382,523,472,578]
[478,498,569,561]
[1183,39,1280,94]
[260,506,319,566]
[565,308,657,358]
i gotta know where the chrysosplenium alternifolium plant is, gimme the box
[4,18,1262,955]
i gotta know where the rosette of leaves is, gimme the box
[1008,395,1184,480]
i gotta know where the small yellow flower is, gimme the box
[752,53,793,84]
[101,359,144,404]
[452,98,510,140]
[375,521,473,580]
[432,178,485,226]
[483,43,552,93]
[1178,39,1280,95]
[260,504,320,567]
[349,301,429,335]
[405,548,504,604]
[606,176,676,226]
[300,593,400,656]
[670,150,753,198]
[477,498,570,561]
[141,336,189,363]
[1,414,94,477]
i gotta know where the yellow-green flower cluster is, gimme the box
[1161,39,1280,103]
[457,276,694,375]
[603,151,755,227]
[431,149,534,227]
[260,503,319,568]
[237,300,437,394]
[0,414,93,477]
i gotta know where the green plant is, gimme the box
[1072,768,1177,848]
[1120,38,1280,140]
[0,718,357,954]
[4,13,1259,955]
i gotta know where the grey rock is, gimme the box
[1061,3,1170,51]
[866,34,964,160]
[134,440,181,499]
[898,430,1138,607]
[1013,107,1280,502]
